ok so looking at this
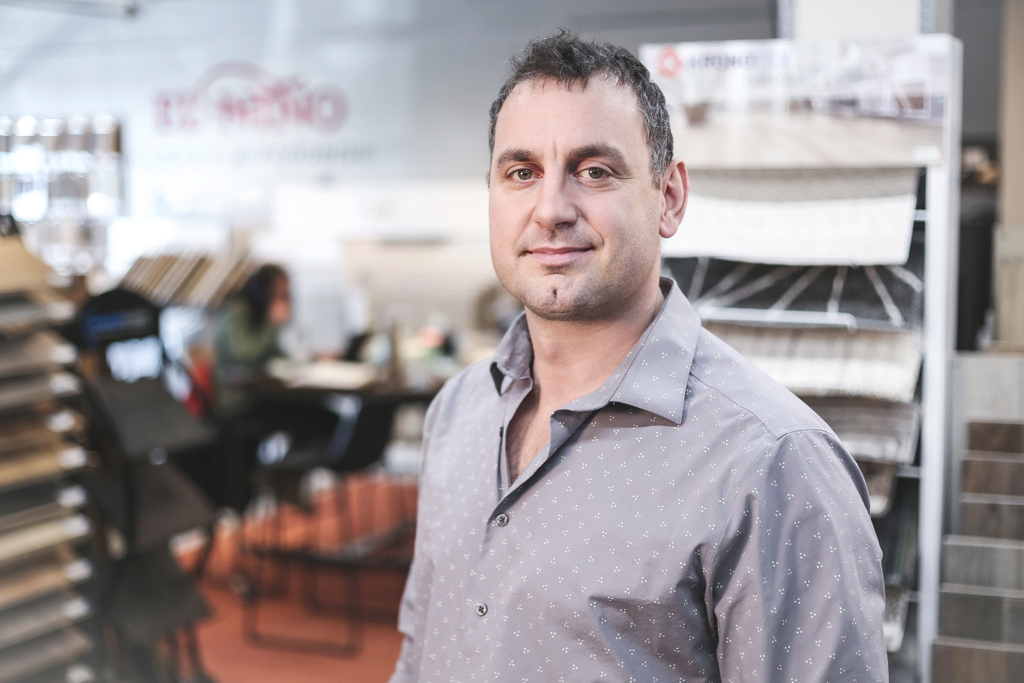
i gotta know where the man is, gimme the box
[391,30,887,683]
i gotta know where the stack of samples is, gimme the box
[665,167,925,655]
[119,250,254,309]
[0,237,97,683]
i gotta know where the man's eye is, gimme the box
[514,169,533,180]
[583,168,606,179]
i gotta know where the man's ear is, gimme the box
[659,159,688,240]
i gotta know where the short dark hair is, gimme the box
[488,29,673,186]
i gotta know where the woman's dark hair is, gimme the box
[488,28,673,186]
[240,264,288,329]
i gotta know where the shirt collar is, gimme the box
[490,277,701,426]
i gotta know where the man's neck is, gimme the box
[525,281,666,409]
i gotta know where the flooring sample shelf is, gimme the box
[0,549,91,614]
[943,536,1024,592]
[0,410,82,456]
[0,332,76,382]
[0,373,80,416]
[962,453,1024,497]
[0,238,95,680]
[960,493,1024,541]
[0,591,90,651]
[0,515,90,570]
[0,292,75,338]
[0,443,87,494]
[939,584,1024,646]
[932,637,1024,683]
[969,422,1024,455]
[0,484,86,535]
[0,627,91,683]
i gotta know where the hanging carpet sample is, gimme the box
[883,585,911,653]
[665,228,924,331]
[663,168,920,265]
[873,479,919,652]
[803,397,920,465]
[856,461,900,518]
[704,322,922,403]
[801,397,921,517]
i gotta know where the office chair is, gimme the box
[234,390,414,657]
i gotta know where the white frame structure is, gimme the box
[918,37,962,683]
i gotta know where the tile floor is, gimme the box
[186,473,414,683]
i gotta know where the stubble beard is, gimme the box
[505,247,657,323]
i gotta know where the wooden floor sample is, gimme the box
[0,548,83,612]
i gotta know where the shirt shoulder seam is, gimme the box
[702,426,837,580]
[687,370,825,441]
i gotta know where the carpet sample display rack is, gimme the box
[0,236,99,683]
[643,35,962,682]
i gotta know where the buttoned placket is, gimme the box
[461,368,604,665]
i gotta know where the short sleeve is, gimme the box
[708,429,888,683]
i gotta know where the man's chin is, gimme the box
[520,286,594,322]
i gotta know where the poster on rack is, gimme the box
[639,35,958,265]
[639,35,954,169]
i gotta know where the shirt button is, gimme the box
[475,603,488,616]
[494,513,509,527]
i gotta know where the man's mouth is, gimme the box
[524,245,593,267]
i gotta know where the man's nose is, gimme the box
[531,174,577,230]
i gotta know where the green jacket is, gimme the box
[213,300,284,417]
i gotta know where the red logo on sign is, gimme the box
[154,62,348,134]
[656,48,684,78]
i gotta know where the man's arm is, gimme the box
[388,393,446,683]
[707,429,888,683]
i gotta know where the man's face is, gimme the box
[488,76,667,322]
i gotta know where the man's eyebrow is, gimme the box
[494,148,537,168]
[567,144,628,169]
[493,144,630,171]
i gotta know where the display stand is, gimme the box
[918,50,963,682]
[0,237,98,683]
[642,36,962,682]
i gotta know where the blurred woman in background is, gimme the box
[212,264,292,511]
[213,264,291,418]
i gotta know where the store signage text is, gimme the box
[154,61,348,135]
[655,46,786,78]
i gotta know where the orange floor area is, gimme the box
[188,474,414,683]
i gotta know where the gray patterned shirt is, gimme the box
[391,279,887,683]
